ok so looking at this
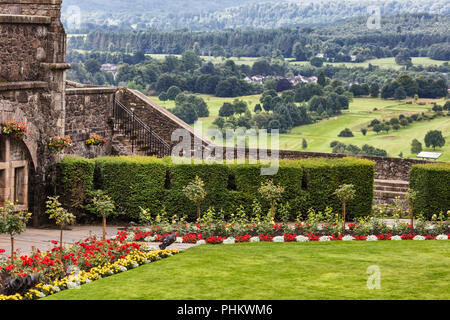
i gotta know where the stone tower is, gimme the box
[0,0,70,224]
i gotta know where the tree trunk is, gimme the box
[271,201,275,219]
[103,216,107,241]
[10,235,14,265]
[60,225,64,260]
[410,205,414,230]
[197,205,201,221]
[342,201,346,235]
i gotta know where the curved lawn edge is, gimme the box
[43,241,450,300]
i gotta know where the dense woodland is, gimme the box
[68,14,450,61]
[63,0,450,31]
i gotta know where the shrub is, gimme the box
[301,157,374,217]
[338,128,354,137]
[57,156,95,218]
[94,157,168,220]
[410,163,450,218]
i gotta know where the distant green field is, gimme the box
[288,57,449,70]
[152,94,450,161]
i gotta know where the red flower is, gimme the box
[51,240,58,245]
[0,249,5,254]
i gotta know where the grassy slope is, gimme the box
[45,241,450,300]
[153,95,450,161]
[288,57,450,70]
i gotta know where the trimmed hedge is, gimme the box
[56,156,375,221]
[410,163,450,218]
[56,156,95,218]
[301,157,375,217]
[94,157,168,219]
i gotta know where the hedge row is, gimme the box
[56,156,375,221]
[410,163,450,219]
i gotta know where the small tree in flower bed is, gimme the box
[0,201,32,264]
[48,136,72,157]
[183,176,207,221]
[0,120,27,139]
[45,196,76,259]
[85,190,116,241]
[334,184,356,234]
[85,134,106,147]
[258,180,285,219]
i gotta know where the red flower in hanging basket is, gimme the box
[0,120,28,139]
[48,136,72,156]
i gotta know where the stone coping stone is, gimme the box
[0,14,51,24]
[0,81,48,91]
[66,87,118,95]
[0,0,61,4]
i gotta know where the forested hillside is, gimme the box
[63,0,450,31]
[68,14,450,61]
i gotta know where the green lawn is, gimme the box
[45,241,450,300]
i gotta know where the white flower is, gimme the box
[413,235,426,241]
[317,224,323,231]
[53,286,61,293]
[85,279,92,284]
[319,236,331,242]
[366,235,378,241]
[223,237,235,245]
[342,235,354,241]
[118,266,127,272]
[125,232,135,242]
[67,282,79,290]
[144,236,157,242]
[38,292,46,298]
[426,224,435,230]
[296,235,309,242]
[272,236,284,243]
[250,236,260,243]
[196,240,206,245]
[436,234,448,240]
[391,235,402,241]
[175,237,183,243]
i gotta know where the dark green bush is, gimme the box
[410,163,450,218]
[56,156,95,218]
[94,156,168,219]
[300,157,374,218]
[57,156,374,221]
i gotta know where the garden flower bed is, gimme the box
[0,232,180,300]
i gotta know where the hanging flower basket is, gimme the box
[85,134,106,147]
[0,120,27,139]
[48,136,72,157]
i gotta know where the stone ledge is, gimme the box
[65,87,118,95]
[40,62,71,70]
[0,81,48,91]
[0,14,51,24]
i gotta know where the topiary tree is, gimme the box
[406,189,417,229]
[258,180,285,219]
[302,138,308,149]
[86,190,116,241]
[334,184,356,234]
[183,176,207,221]
[411,139,423,154]
[361,128,368,136]
[0,201,32,264]
[46,196,76,259]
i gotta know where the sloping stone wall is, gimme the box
[65,87,117,158]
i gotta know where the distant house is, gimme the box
[101,63,118,78]
[244,75,317,85]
